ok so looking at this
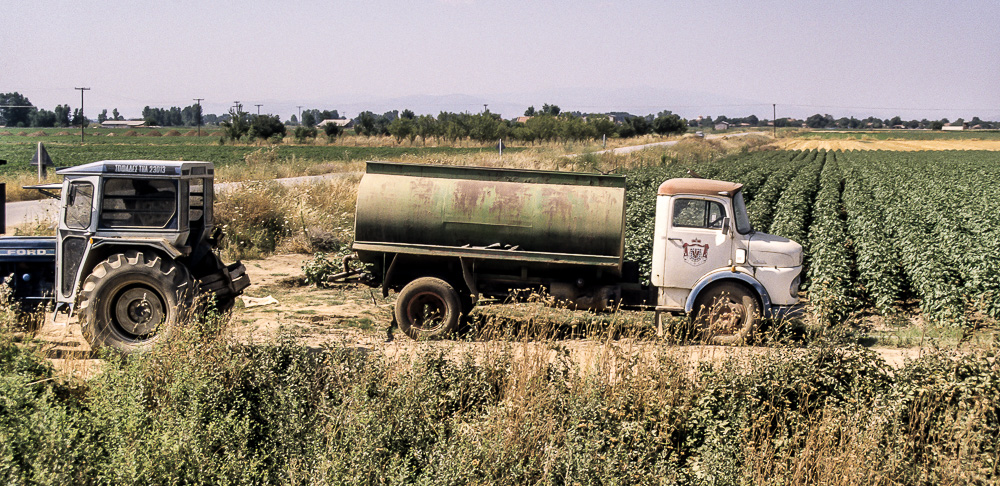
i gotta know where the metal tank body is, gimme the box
[354,162,626,260]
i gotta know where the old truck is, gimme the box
[347,161,802,343]
[0,160,250,353]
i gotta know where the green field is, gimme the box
[0,129,521,179]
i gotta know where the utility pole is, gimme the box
[773,103,777,137]
[297,106,303,125]
[483,104,488,113]
[193,98,204,136]
[75,87,90,142]
[255,104,262,116]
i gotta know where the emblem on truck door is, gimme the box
[683,239,709,266]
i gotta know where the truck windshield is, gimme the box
[733,190,753,234]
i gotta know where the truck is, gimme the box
[1,160,250,353]
[347,161,803,343]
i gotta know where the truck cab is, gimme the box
[651,178,802,342]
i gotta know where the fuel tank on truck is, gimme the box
[354,162,627,260]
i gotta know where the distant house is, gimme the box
[101,120,146,129]
[942,122,968,131]
[317,118,352,128]
[714,121,730,131]
[515,116,533,124]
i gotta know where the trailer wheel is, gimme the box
[395,277,462,340]
[693,282,760,345]
[79,251,192,354]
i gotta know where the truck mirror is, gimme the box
[721,217,731,235]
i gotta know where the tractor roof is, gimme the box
[57,160,214,177]
[657,178,743,197]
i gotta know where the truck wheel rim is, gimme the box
[707,296,745,336]
[113,286,165,337]
[406,291,446,332]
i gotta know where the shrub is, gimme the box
[294,125,317,143]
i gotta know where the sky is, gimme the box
[2,0,997,121]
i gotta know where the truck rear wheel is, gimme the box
[395,277,461,340]
[79,251,192,354]
[693,282,760,345]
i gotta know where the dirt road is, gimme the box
[32,252,923,380]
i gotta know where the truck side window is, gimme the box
[99,178,178,229]
[673,198,727,229]
[65,181,94,230]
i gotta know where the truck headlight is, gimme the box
[790,275,800,299]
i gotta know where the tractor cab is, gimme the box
[54,160,222,306]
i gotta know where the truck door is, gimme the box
[659,197,733,289]
[56,178,96,304]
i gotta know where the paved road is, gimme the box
[4,198,60,228]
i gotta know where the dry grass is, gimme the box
[2,172,56,202]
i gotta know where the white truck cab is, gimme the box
[651,178,802,343]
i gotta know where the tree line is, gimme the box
[4,91,997,136]
[347,106,687,144]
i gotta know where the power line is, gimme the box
[193,98,204,136]
[75,87,90,143]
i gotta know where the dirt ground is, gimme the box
[778,138,1000,151]
[31,252,925,379]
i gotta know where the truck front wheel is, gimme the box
[395,277,461,340]
[693,282,760,345]
[79,251,192,354]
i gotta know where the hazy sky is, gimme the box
[2,1,997,120]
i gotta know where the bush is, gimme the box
[294,125,317,143]
[248,115,286,141]
[323,122,342,141]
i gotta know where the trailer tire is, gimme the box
[79,251,192,354]
[693,282,760,345]
[395,277,462,340]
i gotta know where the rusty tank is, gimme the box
[353,161,626,263]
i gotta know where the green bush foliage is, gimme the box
[0,312,996,484]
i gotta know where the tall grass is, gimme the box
[214,172,360,261]
[1,293,997,484]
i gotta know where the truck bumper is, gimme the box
[766,303,805,320]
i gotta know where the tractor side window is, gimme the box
[99,178,178,229]
[64,181,94,230]
[672,198,726,229]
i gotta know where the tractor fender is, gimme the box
[90,237,186,259]
[684,269,773,316]
[76,237,186,291]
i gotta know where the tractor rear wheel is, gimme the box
[79,251,192,354]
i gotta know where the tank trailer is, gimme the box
[346,162,802,343]
[1,160,250,353]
